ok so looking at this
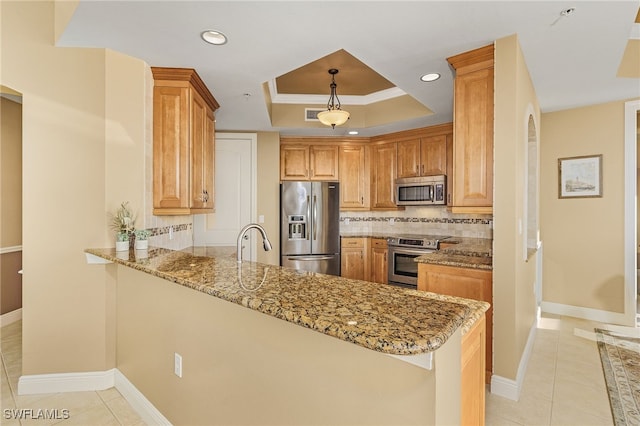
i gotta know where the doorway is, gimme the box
[624,100,639,325]
[193,133,257,260]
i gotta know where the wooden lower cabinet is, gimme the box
[340,238,367,280]
[417,263,492,383]
[461,314,486,426]
[369,238,388,284]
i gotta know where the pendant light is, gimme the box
[317,69,350,129]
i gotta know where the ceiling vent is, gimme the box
[305,108,324,122]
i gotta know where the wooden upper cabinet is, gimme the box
[310,145,339,180]
[370,142,399,210]
[280,141,339,181]
[397,138,421,178]
[394,126,451,179]
[152,67,219,215]
[339,145,369,210]
[447,44,494,213]
[280,145,310,180]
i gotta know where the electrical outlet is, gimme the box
[174,353,182,378]
[169,226,174,240]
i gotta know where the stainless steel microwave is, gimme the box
[395,175,446,206]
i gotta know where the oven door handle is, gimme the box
[389,247,435,256]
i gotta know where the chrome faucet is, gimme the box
[237,223,273,262]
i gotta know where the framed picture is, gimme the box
[558,154,603,198]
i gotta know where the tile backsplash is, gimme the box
[340,206,492,239]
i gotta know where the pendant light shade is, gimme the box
[317,69,350,129]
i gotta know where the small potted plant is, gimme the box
[134,229,150,250]
[110,201,136,252]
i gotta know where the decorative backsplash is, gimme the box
[340,208,493,239]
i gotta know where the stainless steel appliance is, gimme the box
[395,175,446,206]
[387,234,450,287]
[280,181,340,276]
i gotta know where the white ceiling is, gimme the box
[59,1,640,137]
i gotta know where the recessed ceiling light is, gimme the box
[201,30,227,45]
[348,130,359,135]
[420,73,440,82]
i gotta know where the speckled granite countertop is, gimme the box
[86,246,488,355]
[416,237,493,270]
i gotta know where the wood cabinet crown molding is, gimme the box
[446,44,494,73]
[151,67,220,111]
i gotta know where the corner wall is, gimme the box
[493,34,540,385]
[256,132,280,265]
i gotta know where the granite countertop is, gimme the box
[416,237,493,270]
[86,246,488,356]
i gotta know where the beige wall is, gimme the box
[116,265,459,425]
[1,0,147,374]
[541,100,629,313]
[493,34,540,380]
[256,131,281,265]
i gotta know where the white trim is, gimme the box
[624,100,639,327]
[0,245,22,254]
[0,308,22,327]
[541,300,628,325]
[490,319,537,401]
[267,79,407,105]
[114,369,172,426]
[16,369,171,425]
[18,369,115,395]
[630,23,640,40]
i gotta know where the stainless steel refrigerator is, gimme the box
[280,181,340,276]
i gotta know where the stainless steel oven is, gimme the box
[387,235,450,288]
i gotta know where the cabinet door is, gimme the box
[190,89,214,211]
[310,145,339,180]
[420,135,447,176]
[339,145,368,210]
[153,85,190,210]
[453,67,494,208]
[418,263,492,382]
[369,239,388,284]
[341,238,366,280]
[280,145,310,180]
[396,139,421,178]
[371,142,398,209]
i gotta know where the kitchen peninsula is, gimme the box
[86,246,488,425]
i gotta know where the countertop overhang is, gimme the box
[86,246,488,357]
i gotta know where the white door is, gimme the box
[193,133,256,260]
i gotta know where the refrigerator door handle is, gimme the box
[287,256,336,261]
[313,194,317,241]
[306,195,311,240]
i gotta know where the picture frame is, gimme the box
[558,154,603,198]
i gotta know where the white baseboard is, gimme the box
[490,319,537,401]
[18,369,115,395]
[114,369,172,425]
[17,369,171,425]
[0,308,22,327]
[541,301,629,325]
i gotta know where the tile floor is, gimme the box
[1,321,145,426]
[1,312,630,426]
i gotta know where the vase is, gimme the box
[135,239,148,250]
[115,240,129,252]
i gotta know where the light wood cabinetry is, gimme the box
[369,238,388,284]
[417,263,492,382]
[447,44,494,214]
[152,67,219,215]
[339,145,369,210]
[280,139,339,181]
[370,142,399,210]
[461,314,486,426]
[396,134,448,178]
[340,238,367,280]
